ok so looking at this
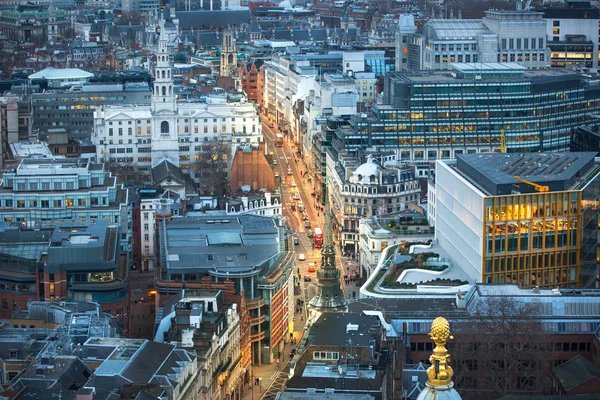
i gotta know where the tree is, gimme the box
[193,139,231,196]
[451,296,552,399]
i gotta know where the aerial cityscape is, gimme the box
[0,0,599,399]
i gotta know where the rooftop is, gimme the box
[454,152,598,195]
[28,67,94,81]
[10,141,53,159]
[310,313,381,348]
[162,215,281,272]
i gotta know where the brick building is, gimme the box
[230,143,275,192]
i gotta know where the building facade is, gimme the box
[93,16,262,170]
[0,157,131,261]
[541,0,600,70]
[0,219,128,327]
[335,63,600,162]
[32,83,152,141]
[327,154,421,254]
[157,215,295,365]
[433,152,600,288]
[156,289,245,400]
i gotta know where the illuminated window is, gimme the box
[66,199,74,207]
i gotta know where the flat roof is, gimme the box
[10,141,53,159]
[310,313,381,347]
[454,152,598,195]
[163,215,280,271]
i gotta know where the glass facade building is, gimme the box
[337,63,600,161]
[435,152,600,289]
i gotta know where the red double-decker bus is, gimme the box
[313,227,323,248]
[275,134,284,147]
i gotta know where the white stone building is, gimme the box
[93,14,261,171]
[327,154,422,254]
[409,10,550,71]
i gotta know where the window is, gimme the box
[313,351,339,360]
[161,121,169,134]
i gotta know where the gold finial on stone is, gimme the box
[426,316,454,387]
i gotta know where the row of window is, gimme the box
[1,197,109,208]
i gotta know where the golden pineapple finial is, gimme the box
[426,316,454,387]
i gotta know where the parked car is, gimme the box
[303,275,312,282]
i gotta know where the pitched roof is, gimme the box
[121,341,175,383]
[151,159,185,185]
[553,355,600,393]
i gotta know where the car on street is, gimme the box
[302,212,309,221]
[293,192,301,200]
[308,263,316,272]
[293,236,299,245]
[291,180,297,187]
[273,159,278,165]
[303,275,312,282]
[307,229,313,238]
[287,168,293,175]
[274,172,279,178]
[298,253,306,261]
[305,221,311,229]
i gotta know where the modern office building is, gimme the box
[0,157,131,261]
[540,0,600,70]
[0,218,128,325]
[157,215,295,365]
[433,152,600,288]
[327,153,421,254]
[93,13,262,170]
[335,63,600,162]
[32,83,152,141]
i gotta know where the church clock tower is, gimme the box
[151,7,179,167]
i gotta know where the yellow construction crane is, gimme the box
[500,129,507,154]
[513,176,549,192]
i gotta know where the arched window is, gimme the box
[162,86,166,96]
[169,86,172,95]
[162,70,165,78]
[161,121,169,134]
[228,54,234,64]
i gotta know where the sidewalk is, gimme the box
[241,287,308,400]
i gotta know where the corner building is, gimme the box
[434,152,600,288]
[337,63,600,161]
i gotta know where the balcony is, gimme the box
[249,314,266,326]
[250,331,266,342]
[246,297,264,310]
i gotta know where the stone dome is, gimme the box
[416,383,462,400]
[350,155,381,184]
